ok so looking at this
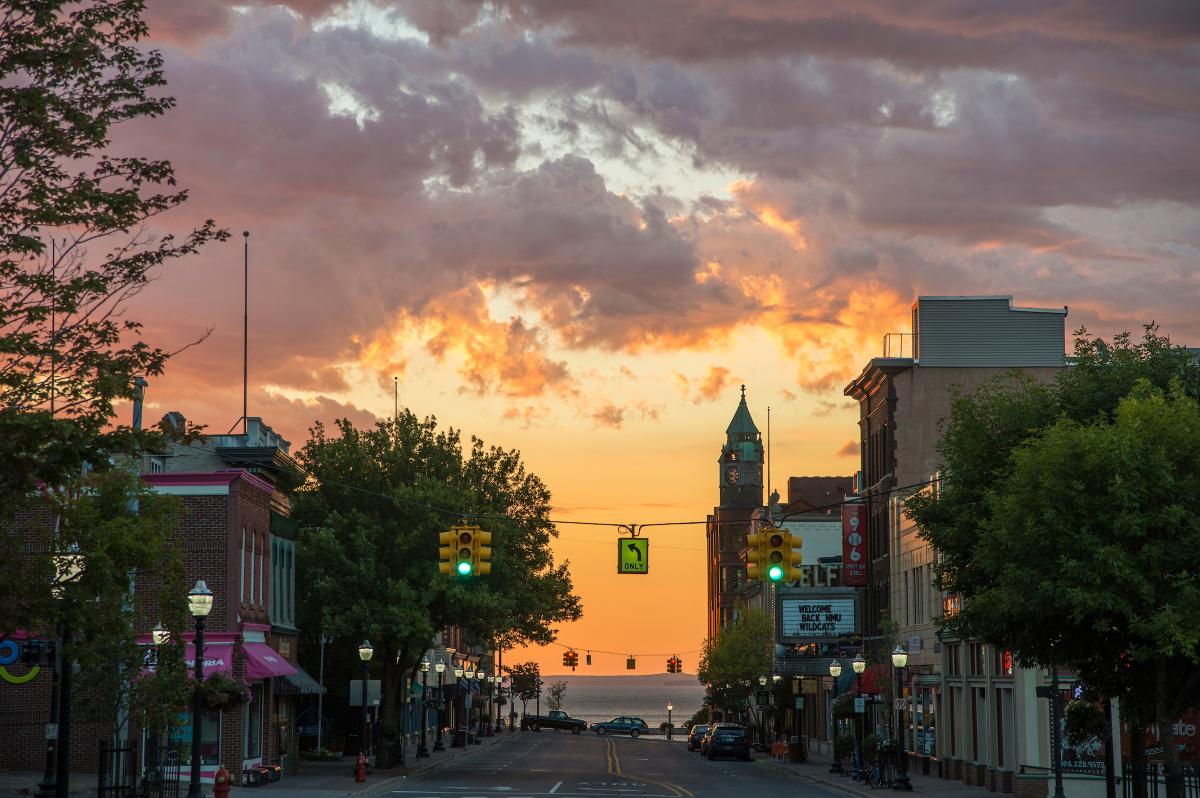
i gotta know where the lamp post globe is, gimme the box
[830,660,843,679]
[151,623,169,647]
[435,660,445,674]
[891,644,909,669]
[186,581,215,798]
[358,640,374,662]
[852,654,866,675]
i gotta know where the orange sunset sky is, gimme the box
[114,1,1198,675]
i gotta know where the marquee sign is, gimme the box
[778,595,858,641]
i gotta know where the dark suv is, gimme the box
[704,724,751,761]
[687,724,709,751]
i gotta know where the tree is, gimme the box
[1,0,225,502]
[547,680,568,712]
[508,662,543,717]
[697,608,773,718]
[292,413,581,764]
[907,325,1200,798]
[4,468,191,738]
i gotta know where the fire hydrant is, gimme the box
[213,766,232,798]
[354,752,368,782]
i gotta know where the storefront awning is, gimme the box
[274,664,324,695]
[243,642,298,680]
[166,642,235,679]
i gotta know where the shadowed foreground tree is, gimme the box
[698,608,773,720]
[908,326,1200,798]
[292,413,581,765]
[508,662,543,718]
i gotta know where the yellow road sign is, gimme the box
[617,538,649,574]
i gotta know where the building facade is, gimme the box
[844,295,1070,793]
[705,386,764,639]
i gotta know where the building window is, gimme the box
[174,708,220,768]
[946,643,961,677]
[240,528,246,604]
[968,642,985,676]
[721,566,743,592]
[249,531,256,606]
[994,649,1013,676]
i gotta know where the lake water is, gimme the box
[519,675,707,729]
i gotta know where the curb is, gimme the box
[362,734,512,795]
[756,757,865,798]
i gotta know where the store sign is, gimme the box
[779,597,856,638]
[841,503,867,586]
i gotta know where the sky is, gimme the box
[122,1,1200,675]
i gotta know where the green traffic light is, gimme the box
[767,564,784,581]
[456,561,472,575]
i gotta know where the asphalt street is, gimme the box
[382,731,846,798]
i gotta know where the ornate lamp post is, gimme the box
[476,671,488,740]
[667,703,674,741]
[852,654,867,782]
[829,659,844,774]
[42,548,84,798]
[758,675,769,750]
[418,657,430,758]
[433,660,446,752]
[492,676,503,733]
[891,645,912,791]
[453,663,464,745]
[357,640,374,763]
[186,580,214,798]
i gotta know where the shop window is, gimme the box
[245,684,263,758]
[945,643,961,677]
[174,708,220,767]
[994,649,1013,676]
[968,642,985,676]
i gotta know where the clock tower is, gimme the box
[718,385,764,508]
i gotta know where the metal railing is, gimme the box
[882,333,914,358]
[1121,762,1200,798]
[98,740,180,798]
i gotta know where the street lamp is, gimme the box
[40,548,85,798]
[852,654,866,782]
[151,623,169,646]
[667,703,674,741]
[418,657,430,758]
[829,660,844,774]
[186,580,213,798]
[453,663,464,745]
[433,660,446,752]
[358,640,373,766]
[891,645,912,791]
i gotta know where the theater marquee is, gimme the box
[777,590,859,641]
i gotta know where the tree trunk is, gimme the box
[1103,698,1116,798]
[1155,656,1183,798]
[376,654,404,768]
[1128,701,1148,798]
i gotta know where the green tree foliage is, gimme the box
[291,414,581,759]
[507,661,543,716]
[697,608,773,716]
[6,469,190,736]
[907,325,1200,798]
[547,680,567,711]
[0,0,225,501]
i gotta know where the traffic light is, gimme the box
[563,651,572,667]
[787,532,804,582]
[745,527,767,581]
[666,657,674,673]
[564,650,578,670]
[438,530,454,574]
[666,656,682,673]
[473,528,493,575]
[764,527,788,582]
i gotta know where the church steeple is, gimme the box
[718,385,764,508]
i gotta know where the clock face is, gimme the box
[725,465,740,485]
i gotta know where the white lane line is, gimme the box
[549,782,563,794]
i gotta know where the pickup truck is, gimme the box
[521,709,588,733]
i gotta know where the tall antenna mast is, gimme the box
[242,231,249,434]
[767,405,772,504]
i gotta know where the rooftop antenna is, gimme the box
[242,231,249,435]
[767,404,772,504]
[394,376,399,420]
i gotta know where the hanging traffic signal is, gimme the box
[666,656,682,673]
[675,656,683,673]
[765,527,788,582]
[565,650,578,670]
[473,528,493,576]
[453,526,476,575]
[563,651,572,667]
[586,651,592,666]
[745,527,768,581]
[666,657,674,673]
[438,530,454,574]
[787,532,804,582]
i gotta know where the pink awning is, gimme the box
[243,642,297,680]
[185,643,235,678]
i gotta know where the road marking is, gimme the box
[549,782,562,794]
[605,739,693,798]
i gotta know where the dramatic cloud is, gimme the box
[837,440,860,458]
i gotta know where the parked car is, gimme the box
[521,709,588,733]
[704,724,751,761]
[592,716,649,738]
[687,724,710,751]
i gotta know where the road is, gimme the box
[383,731,845,798]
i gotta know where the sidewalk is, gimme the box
[235,732,513,797]
[758,751,1001,798]
[0,772,94,797]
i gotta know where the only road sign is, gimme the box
[618,538,649,574]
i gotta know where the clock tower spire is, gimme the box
[719,385,764,508]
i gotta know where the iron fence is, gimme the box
[98,740,181,798]
[1121,762,1200,798]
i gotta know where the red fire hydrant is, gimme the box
[213,766,232,798]
[354,752,367,782]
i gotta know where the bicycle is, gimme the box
[868,764,884,788]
